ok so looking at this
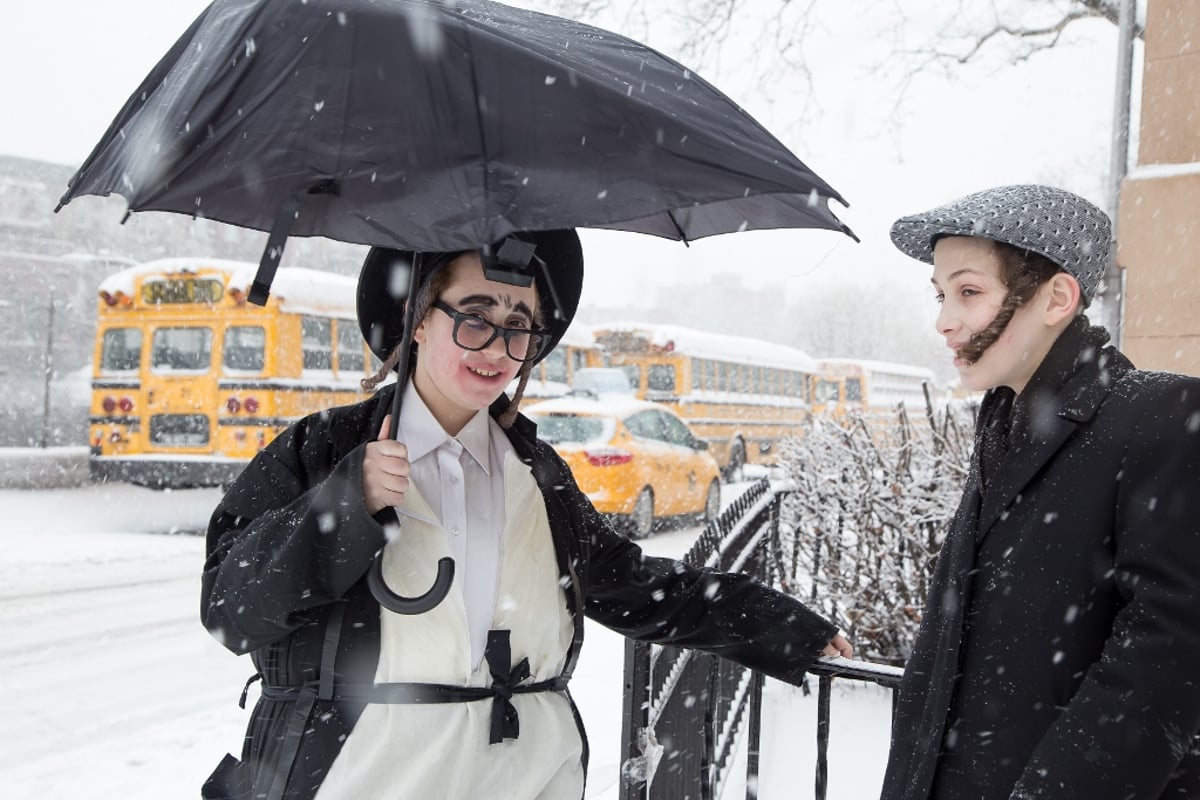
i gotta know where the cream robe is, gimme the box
[315,452,582,800]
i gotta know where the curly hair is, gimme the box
[955,241,1066,365]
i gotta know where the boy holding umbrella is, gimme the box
[202,229,850,800]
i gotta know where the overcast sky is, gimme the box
[1,0,1131,318]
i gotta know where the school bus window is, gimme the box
[302,316,333,370]
[648,364,675,393]
[620,364,641,392]
[100,328,142,372]
[223,326,265,372]
[543,348,568,383]
[570,349,591,373]
[336,322,364,373]
[150,413,209,446]
[815,378,840,404]
[845,377,863,402]
[152,327,213,372]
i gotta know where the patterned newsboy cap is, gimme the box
[890,184,1111,300]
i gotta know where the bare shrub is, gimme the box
[778,399,977,665]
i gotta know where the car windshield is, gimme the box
[530,413,611,444]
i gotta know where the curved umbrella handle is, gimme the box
[368,554,456,615]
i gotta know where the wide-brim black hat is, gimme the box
[357,228,585,365]
[890,184,1110,301]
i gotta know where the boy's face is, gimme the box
[931,236,1053,395]
[412,252,540,433]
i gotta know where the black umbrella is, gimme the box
[57,0,857,613]
[57,0,853,286]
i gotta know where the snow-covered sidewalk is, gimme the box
[0,484,891,799]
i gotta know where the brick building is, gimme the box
[1117,0,1200,376]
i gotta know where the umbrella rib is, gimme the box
[460,12,492,239]
[667,210,690,245]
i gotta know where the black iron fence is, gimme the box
[619,478,904,800]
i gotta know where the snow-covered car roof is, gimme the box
[523,395,666,420]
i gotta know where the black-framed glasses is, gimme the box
[432,300,548,363]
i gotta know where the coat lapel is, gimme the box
[976,414,1076,545]
[975,354,1131,547]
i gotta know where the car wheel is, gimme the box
[724,439,746,483]
[628,488,654,539]
[703,480,721,527]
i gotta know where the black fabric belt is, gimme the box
[258,630,568,745]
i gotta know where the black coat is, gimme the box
[201,386,836,800]
[882,319,1200,800]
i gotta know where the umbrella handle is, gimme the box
[368,554,456,615]
[364,251,456,615]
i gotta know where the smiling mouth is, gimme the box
[468,366,502,378]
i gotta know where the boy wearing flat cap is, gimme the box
[200,229,850,800]
[881,185,1200,799]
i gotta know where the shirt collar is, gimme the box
[397,382,492,475]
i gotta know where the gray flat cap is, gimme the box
[890,184,1111,300]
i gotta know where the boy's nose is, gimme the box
[484,333,510,359]
[935,306,958,339]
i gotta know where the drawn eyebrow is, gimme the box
[455,293,534,322]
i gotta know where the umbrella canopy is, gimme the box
[57,0,854,263]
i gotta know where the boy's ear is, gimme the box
[1043,273,1082,324]
[408,300,428,346]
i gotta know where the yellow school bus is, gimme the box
[589,323,818,480]
[520,323,607,399]
[89,258,372,488]
[814,358,939,418]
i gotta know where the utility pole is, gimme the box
[41,297,55,448]
[1100,0,1138,346]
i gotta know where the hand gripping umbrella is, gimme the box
[56,0,858,613]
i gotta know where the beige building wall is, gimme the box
[1117,0,1200,376]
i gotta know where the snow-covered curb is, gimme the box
[0,446,90,489]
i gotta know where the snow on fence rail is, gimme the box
[619,478,906,800]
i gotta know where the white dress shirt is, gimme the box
[395,382,513,669]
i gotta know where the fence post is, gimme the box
[745,669,764,799]
[620,638,650,800]
[815,675,832,800]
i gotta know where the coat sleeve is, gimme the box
[547,447,838,686]
[1011,376,1200,799]
[200,418,388,654]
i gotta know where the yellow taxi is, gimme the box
[524,396,722,538]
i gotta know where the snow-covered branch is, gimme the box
[777,399,977,665]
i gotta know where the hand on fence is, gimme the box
[821,633,853,659]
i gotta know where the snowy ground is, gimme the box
[0,479,892,799]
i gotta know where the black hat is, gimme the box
[890,184,1110,301]
[357,228,585,364]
